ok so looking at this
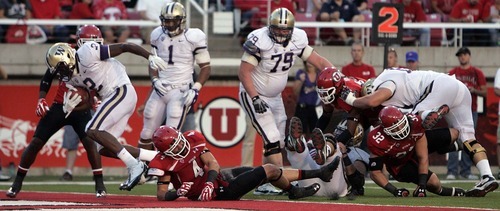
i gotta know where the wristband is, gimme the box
[193,82,202,90]
[206,170,218,183]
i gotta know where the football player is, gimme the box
[285,117,349,198]
[341,68,499,197]
[368,106,466,197]
[42,34,168,191]
[238,7,334,194]
[148,125,341,201]
[6,25,107,199]
[137,2,211,151]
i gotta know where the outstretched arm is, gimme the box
[350,88,392,109]
[108,43,152,59]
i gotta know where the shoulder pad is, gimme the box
[289,28,309,47]
[185,28,207,43]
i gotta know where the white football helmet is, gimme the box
[334,119,364,147]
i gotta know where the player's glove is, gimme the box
[176,182,194,196]
[340,87,357,106]
[92,96,101,110]
[198,182,215,201]
[148,55,168,71]
[36,98,50,117]
[413,185,427,197]
[63,90,82,118]
[393,188,410,197]
[252,96,269,114]
[183,89,199,107]
[152,78,168,97]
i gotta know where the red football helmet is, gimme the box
[316,67,345,104]
[152,125,190,160]
[76,25,104,48]
[378,106,410,140]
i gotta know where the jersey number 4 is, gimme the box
[270,52,294,73]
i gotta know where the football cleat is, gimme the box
[286,117,306,153]
[6,186,20,198]
[119,161,147,191]
[318,156,340,182]
[422,104,449,130]
[96,189,107,198]
[253,183,282,195]
[465,175,499,197]
[311,128,328,165]
[288,183,320,199]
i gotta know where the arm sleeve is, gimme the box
[40,68,55,93]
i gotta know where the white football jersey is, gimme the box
[150,27,208,84]
[372,69,446,109]
[72,42,131,98]
[241,27,309,97]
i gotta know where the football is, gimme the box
[71,86,91,111]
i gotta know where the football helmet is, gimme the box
[76,25,104,48]
[45,43,76,82]
[316,67,345,104]
[334,119,364,147]
[268,7,295,44]
[361,78,374,96]
[159,2,186,37]
[152,125,191,160]
[378,106,410,140]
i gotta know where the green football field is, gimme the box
[1,175,499,210]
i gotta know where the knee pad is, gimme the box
[264,142,281,157]
[463,140,486,159]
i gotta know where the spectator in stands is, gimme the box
[135,0,172,45]
[0,0,33,43]
[341,41,376,80]
[386,47,401,68]
[69,0,95,35]
[59,0,73,19]
[431,0,457,17]
[449,0,490,46]
[405,50,419,71]
[400,0,430,46]
[318,0,364,45]
[93,0,130,44]
[484,0,499,46]
[293,61,319,137]
[30,0,70,43]
[352,0,370,14]
[122,0,138,12]
[446,47,486,180]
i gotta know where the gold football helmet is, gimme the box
[268,8,295,44]
[160,2,186,37]
[45,43,76,82]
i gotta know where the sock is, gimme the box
[476,159,493,177]
[300,169,321,180]
[438,187,453,196]
[117,148,138,167]
[139,148,158,162]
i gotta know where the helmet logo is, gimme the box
[332,71,342,82]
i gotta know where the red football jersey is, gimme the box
[367,114,425,175]
[148,131,225,200]
[341,63,376,80]
[331,77,365,112]
[450,0,485,22]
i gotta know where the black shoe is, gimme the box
[349,187,365,196]
[60,172,73,181]
[96,189,107,198]
[319,156,340,182]
[311,128,327,165]
[288,183,320,199]
[6,186,20,198]
[286,117,306,153]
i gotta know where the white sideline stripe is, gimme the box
[2,201,99,206]
[0,180,485,186]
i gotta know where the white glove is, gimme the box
[183,89,199,107]
[152,78,168,97]
[148,55,168,71]
[176,182,194,196]
[340,87,357,106]
[63,90,82,118]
